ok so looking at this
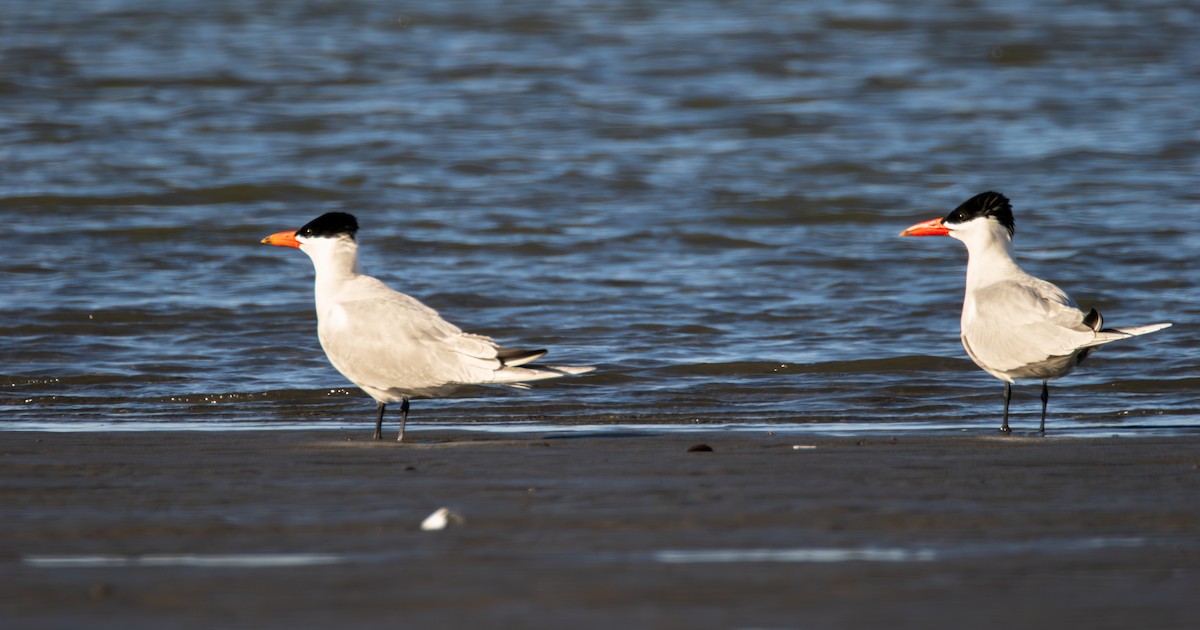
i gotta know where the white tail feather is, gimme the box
[493,364,595,386]
[1087,322,1172,347]
[541,365,596,375]
[1108,322,1172,337]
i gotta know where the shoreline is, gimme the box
[2,418,1193,439]
[3,429,1198,628]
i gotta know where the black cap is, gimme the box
[944,192,1014,237]
[296,212,358,239]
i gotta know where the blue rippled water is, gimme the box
[2,0,1197,435]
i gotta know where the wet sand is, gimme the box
[2,428,1198,629]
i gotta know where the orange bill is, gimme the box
[899,217,949,237]
[261,230,301,248]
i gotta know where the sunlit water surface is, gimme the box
[3,0,1197,436]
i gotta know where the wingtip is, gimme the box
[496,348,549,367]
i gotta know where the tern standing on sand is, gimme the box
[262,212,593,442]
[900,192,1171,434]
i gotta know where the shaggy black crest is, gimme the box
[944,192,1015,237]
[296,212,358,239]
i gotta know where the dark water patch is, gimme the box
[0,184,344,209]
[1078,377,1200,395]
[86,75,272,89]
[1,374,189,389]
[676,232,773,249]
[801,356,971,374]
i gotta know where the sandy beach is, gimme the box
[2,428,1198,629]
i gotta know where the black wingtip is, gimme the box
[1082,307,1103,332]
[497,348,548,367]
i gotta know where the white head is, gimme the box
[261,212,361,275]
[900,191,1015,252]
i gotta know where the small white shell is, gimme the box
[420,508,449,531]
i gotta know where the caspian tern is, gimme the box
[262,212,594,442]
[900,192,1171,434]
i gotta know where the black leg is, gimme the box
[1001,382,1012,434]
[397,398,410,443]
[1039,381,1049,436]
[373,401,386,440]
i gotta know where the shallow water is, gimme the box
[21,536,1181,569]
[3,0,1197,435]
